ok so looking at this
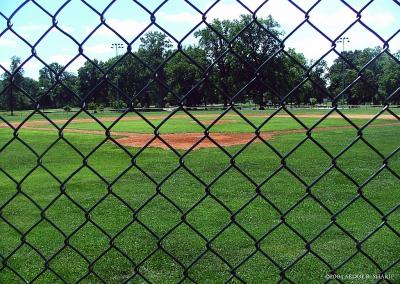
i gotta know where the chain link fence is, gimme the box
[0,0,399,283]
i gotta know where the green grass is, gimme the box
[0,110,399,283]
[1,105,399,124]
[63,117,392,134]
[13,108,396,135]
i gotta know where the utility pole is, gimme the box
[111,43,124,109]
[337,37,350,105]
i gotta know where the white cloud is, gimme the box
[0,38,17,47]
[67,56,86,73]
[18,24,49,32]
[13,24,75,44]
[86,19,148,41]
[194,0,398,64]
[20,59,43,80]
[206,1,247,21]
[61,26,74,33]
[18,24,74,33]
[40,55,86,74]
[363,12,395,29]
[389,35,400,52]
[3,0,397,76]
[16,56,85,79]
[49,54,74,65]
[158,11,200,24]
[0,60,9,70]
[84,43,112,55]
[17,25,50,42]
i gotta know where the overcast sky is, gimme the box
[0,0,399,79]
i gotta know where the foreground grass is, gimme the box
[0,124,399,283]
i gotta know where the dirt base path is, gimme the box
[1,113,397,150]
[2,113,398,128]
[19,122,398,150]
[115,122,400,149]
[115,131,294,149]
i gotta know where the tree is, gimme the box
[78,59,108,106]
[328,47,382,104]
[165,46,210,107]
[105,54,149,109]
[138,31,173,108]
[1,56,28,114]
[283,55,328,106]
[2,23,397,110]
[21,77,40,105]
[378,51,400,104]
[195,15,285,108]
[308,60,328,103]
[232,15,285,107]
[278,49,309,105]
[38,63,78,108]
[195,19,237,108]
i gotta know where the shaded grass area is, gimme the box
[0,123,399,283]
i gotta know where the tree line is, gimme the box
[1,15,399,113]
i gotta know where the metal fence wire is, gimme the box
[0,0,400,283]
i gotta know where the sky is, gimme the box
[0,0,399,79]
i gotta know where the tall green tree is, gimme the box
[378,51,400,104]
[231,15,284,106]
[308,60,329,103]
[165,46,211,107]
[138,31,172,108]
[195,19,237,107]
[195,15,288,108]
[105,54,149,108]
[38,63,78,108]
[78,59,108,106]
[328,47,383,104]
[1,56,29,114]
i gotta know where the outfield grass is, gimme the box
[1,105,399,124]
[0,109,399,283]
[63,116,393,134]
[4,108,396,135]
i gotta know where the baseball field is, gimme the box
[0,107,399,283]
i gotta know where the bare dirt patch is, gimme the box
[2,114,397,150]
[115,133,270,149]
[114,122,398,150]
[114,123,399,150]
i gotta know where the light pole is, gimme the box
[9,85,14,116]
[111,43,124,109]
[337,37,350,104]
[40,86,45,112]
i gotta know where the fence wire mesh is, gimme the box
[0,0,399,283]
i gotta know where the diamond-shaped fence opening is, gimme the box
[0,0,399,283]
